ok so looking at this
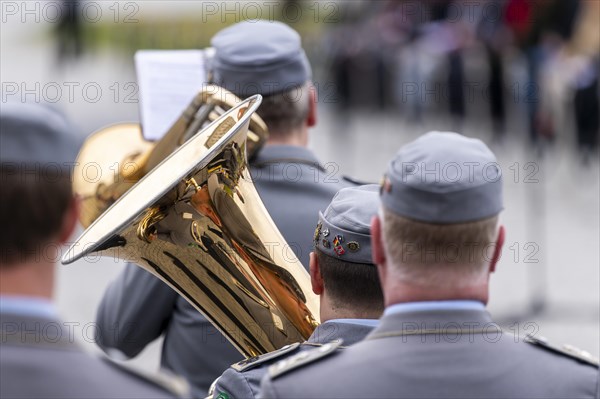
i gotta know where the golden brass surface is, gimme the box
[63,96,319,357]
[75,85,268,228]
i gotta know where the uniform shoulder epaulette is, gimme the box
[231,342,301,372]
[342,175,372,186]
[525,335,599,367]
[100,356,189,397]
[268,340,343,379]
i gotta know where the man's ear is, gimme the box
[371,216,386,266]
[489,225,505,273]
[371,215,388,283]
[58,195,81,244]
[307,84,317,128]
[309,251,324,295]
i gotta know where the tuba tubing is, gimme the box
[74,85,268,228]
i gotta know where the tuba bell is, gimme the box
[62,95,320,357]
[75,84,268,228]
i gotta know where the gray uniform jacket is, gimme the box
[213,321,374,399]
[0,312,184,398]
[96,264,242,399]
[250,145,355,267]
[260,309,600,398]
[95,145,353,397]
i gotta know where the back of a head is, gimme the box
[380,132,503,287]
[211,20,312,136]
[313,185,384,315]
[0,102,78,266]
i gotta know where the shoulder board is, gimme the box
[342,175,372,186]
[101,356,189,397]
[525,335,599,367]
[231,343,301,372]
[268,340,342,379]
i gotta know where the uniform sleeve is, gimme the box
[95,263,178,357]
[596,367,600,399]
[213,368,257,399]
[257,374,279,399]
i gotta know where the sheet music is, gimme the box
[135,49,207,141]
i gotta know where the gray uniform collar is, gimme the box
[369,308,494,338]
[252,145,322,168]
[306,321,375,346]
[1,313,81,351]
[1,312,60,325]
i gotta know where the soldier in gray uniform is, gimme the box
[210,184,383,399]
[0,103,187,399]
[259,132,600,399]
[95,20,356,398]
[211,20,357,266]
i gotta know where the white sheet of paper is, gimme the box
[135,49,207,141]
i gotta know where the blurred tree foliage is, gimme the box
[79,1,339,57]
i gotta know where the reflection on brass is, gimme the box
[206,116,236,149]
[185,177,202,192]
[137,207,166,243]
[233,280,270,309]
[74,85,268,229]
[62,96,320,358]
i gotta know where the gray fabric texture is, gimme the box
[210,20,311,97]
[214,321,374,399]
[0,102,79,171]
[381,131,503,223]
[259,309,599,398]
[249,145,355,267]
[315,184,378,264]
[0,313,182,398]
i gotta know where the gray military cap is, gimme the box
[211,20,311,97]
[381,131,503,224]
[0,102,78,172]
[314,184,378,264]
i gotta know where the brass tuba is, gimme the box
[75,85,268,228]
[62,95,320,357]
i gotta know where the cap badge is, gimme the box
[313,222,322,244]
[347,241,360,252]
[380,176,392,194]
[322,228,330,237]
[333,235,345,256]
[322,239,331,249]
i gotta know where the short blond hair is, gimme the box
[381,208,499,286]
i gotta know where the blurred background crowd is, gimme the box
[325,0,599,159]
[1,0,598,370]
[48,0,600,161]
